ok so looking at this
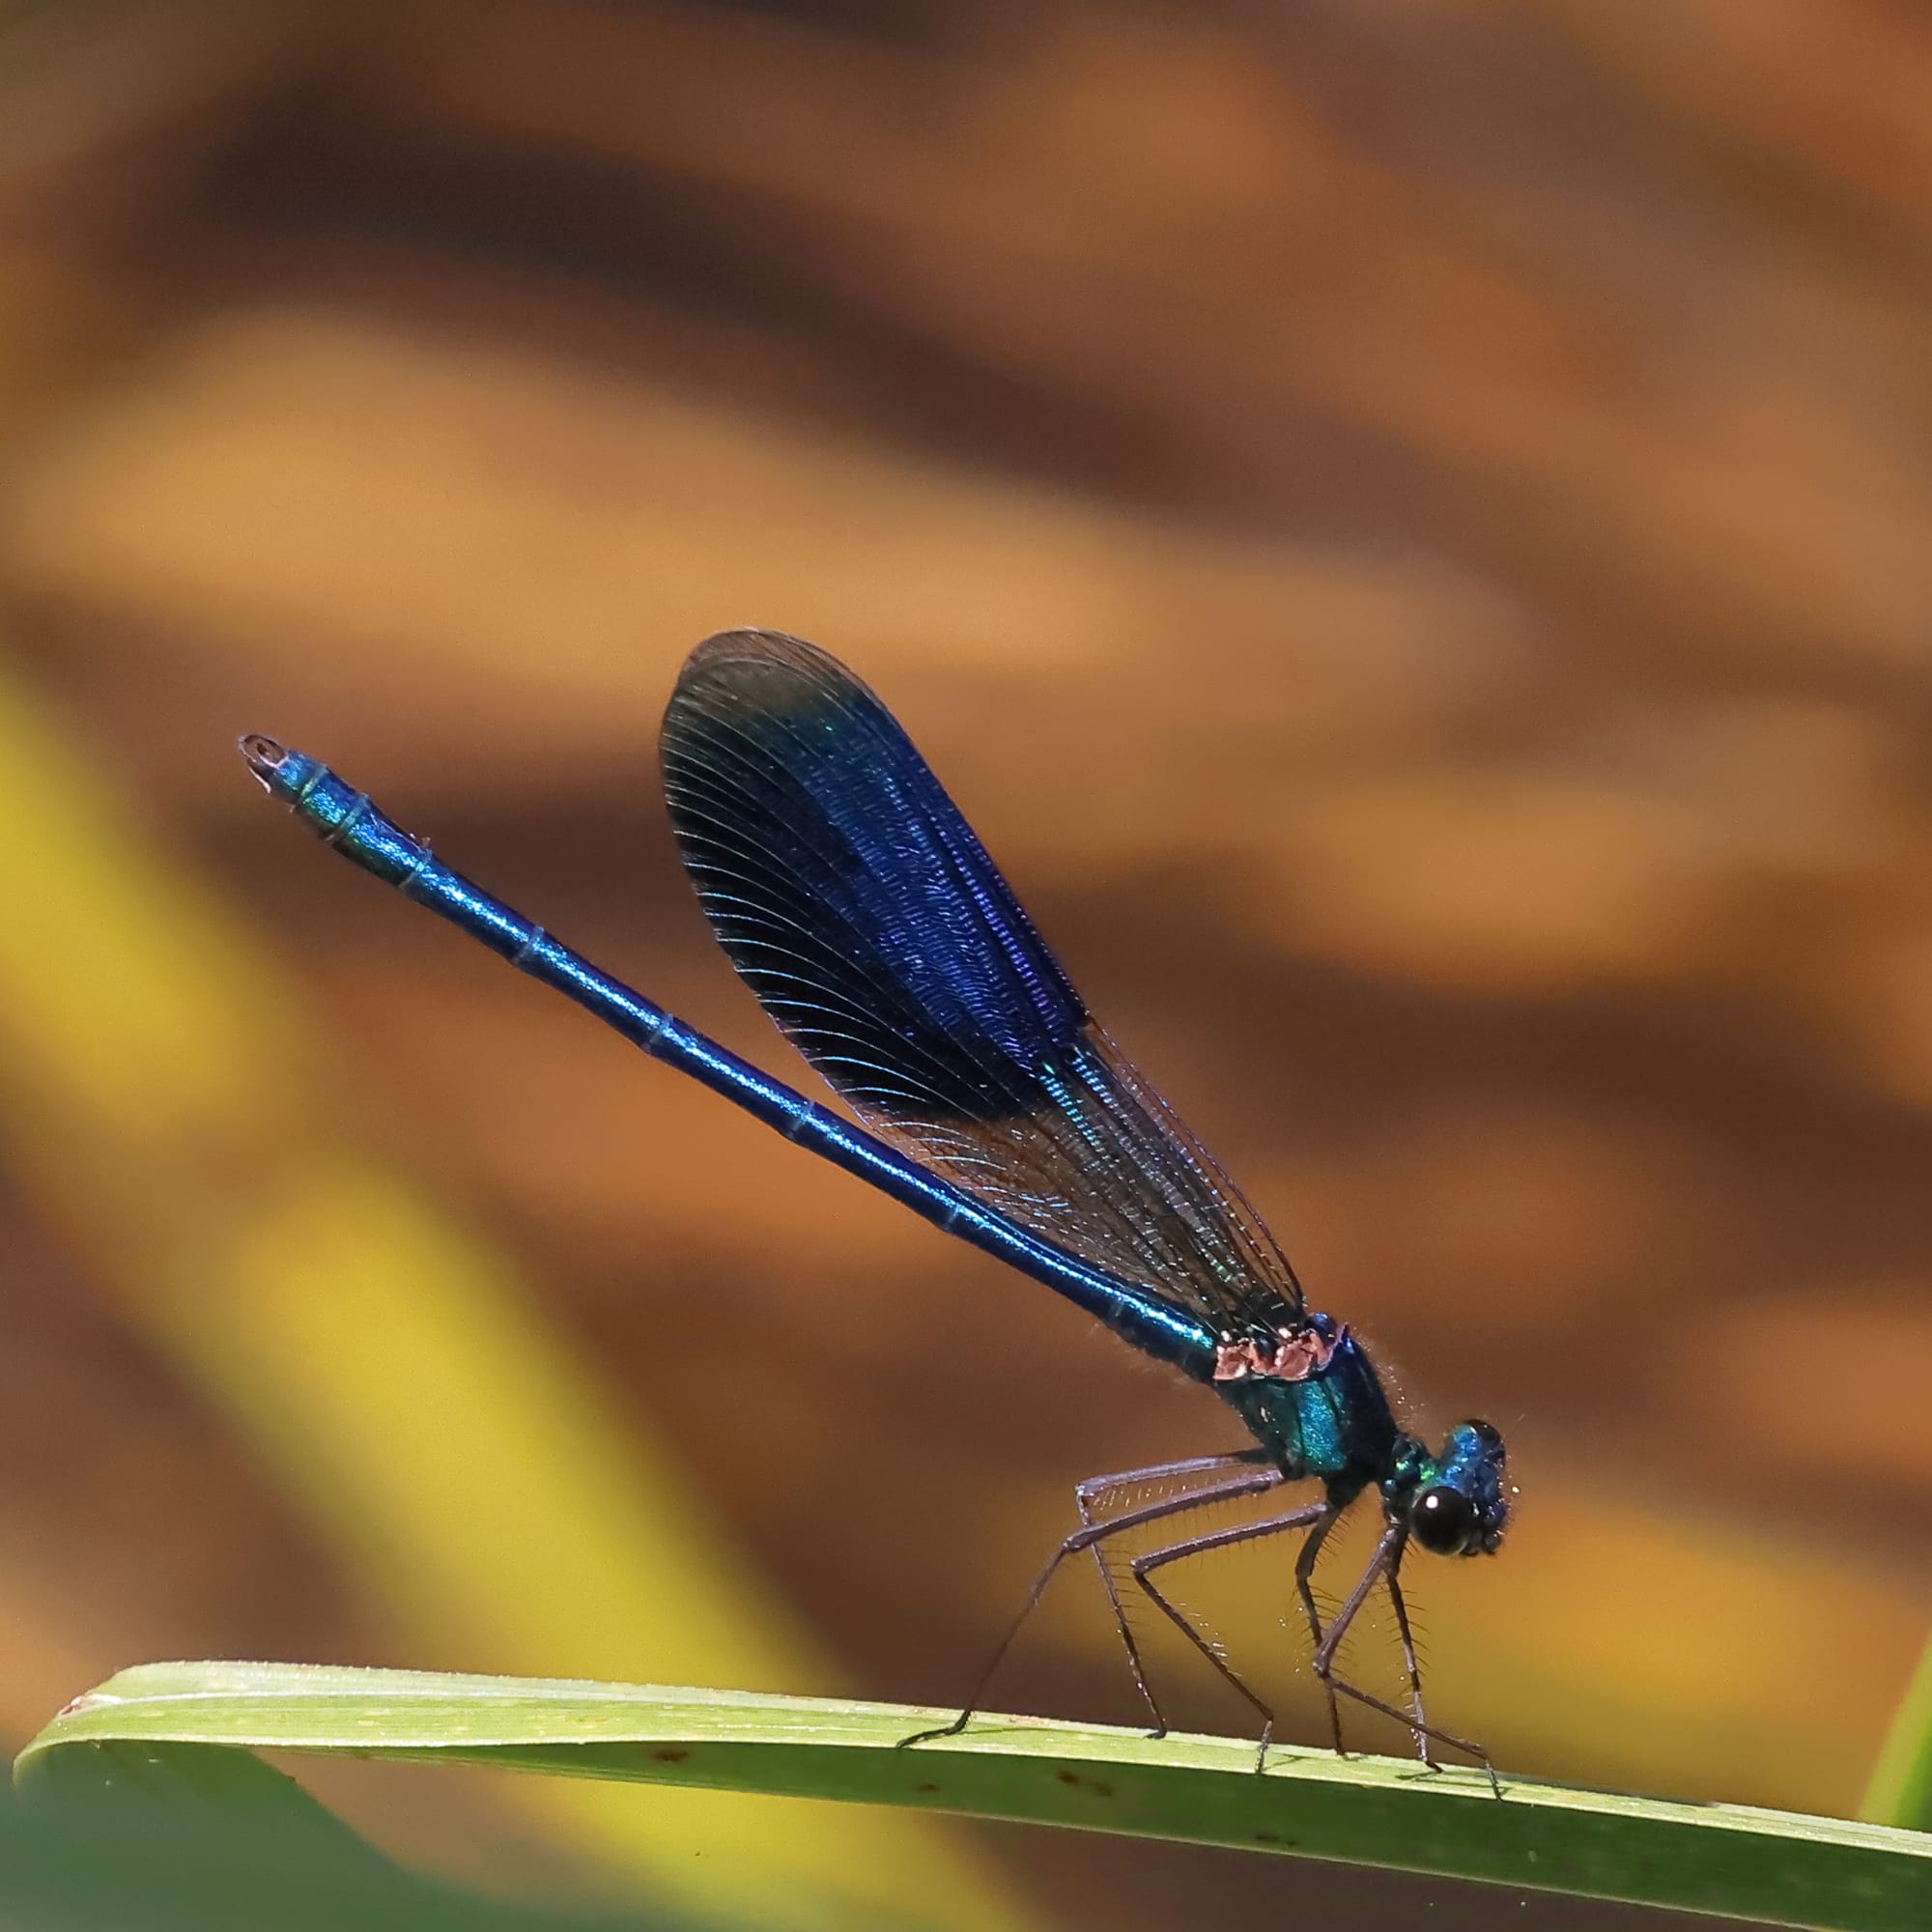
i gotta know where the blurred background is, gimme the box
[1,2,1929,1928]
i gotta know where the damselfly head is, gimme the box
[1404,1419,1509,1559]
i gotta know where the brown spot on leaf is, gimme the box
[1053,1769,1114,1797]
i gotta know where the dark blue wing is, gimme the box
[659,629,1302,1330]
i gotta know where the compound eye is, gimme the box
[1411,1485,1476,1555]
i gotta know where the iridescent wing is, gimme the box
[659,630,1302,1332]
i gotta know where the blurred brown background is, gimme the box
[1,3,1929,1929]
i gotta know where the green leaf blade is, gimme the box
[21,1662,1932,1931]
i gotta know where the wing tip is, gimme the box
[685,628,838,678]
[669,630,878,744]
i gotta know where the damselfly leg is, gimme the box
[1129,1499,1334,1767]
[1292,1506,1348,1752]
[1074,1450,1276,1735]
[1306,1520,1501,1795]
[1126,1506,1495,1787]
[897,1450,1279,1748]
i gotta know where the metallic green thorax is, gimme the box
[1216,1313,1509,1556]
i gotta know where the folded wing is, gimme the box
[659,629,1302,1332]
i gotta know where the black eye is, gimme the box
[1411,1485,1475,1555]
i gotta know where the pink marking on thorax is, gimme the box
[1211,1322,1343,1383]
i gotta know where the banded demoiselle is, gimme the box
[242,629,1511,1787]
